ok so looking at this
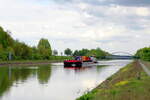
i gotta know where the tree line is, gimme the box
[0,26,70,61]
[0,26,111,61]
[135,47,150,61]
[64,48,110,59]
[2,25,150,62]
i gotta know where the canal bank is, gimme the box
[76,60,150,100]
[0,60,63,66]
[0,56,73,66]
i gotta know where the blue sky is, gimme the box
[0,0,150,54]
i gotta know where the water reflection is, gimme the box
[0,64,52,97]
[96,65,108,72]
[0,60,132,100]
[37,65,51,84]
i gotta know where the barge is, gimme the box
[64,56,97,67]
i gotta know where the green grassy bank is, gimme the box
[77,61,150,100]
[0,56,72,66]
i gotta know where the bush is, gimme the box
[135,47,150,61]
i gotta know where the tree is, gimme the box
[135,47,150,61]
[61,52,63,56]
[38,38,52,59]
[0,26,56,61]
[79,49,89,56]
[0,27,14,48]
[13,40,32,60]
[73,50,79,56]
[64,48,72,56]
[53,50,58,56]
[72,48,109,59]
[0,27,14,60]
[31,46,41,60]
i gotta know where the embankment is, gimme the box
[0,56,73,66]
[0,60,63,66]
[77,60,150,100]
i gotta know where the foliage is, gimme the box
[0,27,14,48]
[135,47,150,61]
[0,27,14,60]
[38,38,52,59]
[0,26,57,61]
[13,40,32,60]
[73,48,109,59]
[115,81,129,87]
[64,48,72,56]
[53,49,58,56]
[30,46,42,60]
[0,26,109,61]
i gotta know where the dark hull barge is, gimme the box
[64,60,98,67]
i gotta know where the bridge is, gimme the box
[106,52,136,59]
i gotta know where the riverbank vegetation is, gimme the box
[0,26,109,61]
[76,61,150,100]
[0,26,72,61]
[135,47,150,61]
[64,48,110,59]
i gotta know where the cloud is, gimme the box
[51,0,150,7]
[109,0,150,7]
[0,0,150,54]
[135,7,150,16]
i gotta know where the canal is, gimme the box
[0,60,132,100]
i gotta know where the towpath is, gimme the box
[139,60,150,76]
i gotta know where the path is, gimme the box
[139,60,150,76]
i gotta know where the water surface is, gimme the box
[0,60,132,100]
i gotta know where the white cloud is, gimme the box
[0,0,150,54]
[135,7,150,16]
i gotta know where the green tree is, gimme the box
[0,27,14,60]
[38,38,52,59]
[53,50,58,56]
[0,26,55,61]
[87,48,107,59]
[64,48,72,56]
[73,50,79,56]
[72,48,109,59]
[31,46,41,60]
[79,49,89,56]
[0,27,14,48]
[13,40,32,60]
[135,47,150,61]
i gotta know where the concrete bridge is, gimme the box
[106,52,136,59]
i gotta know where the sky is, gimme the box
[0,0,150,54]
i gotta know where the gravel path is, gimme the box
[139,60,150,76]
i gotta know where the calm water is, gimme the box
[0,60,132,100]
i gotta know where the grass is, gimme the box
[0,56,73,66]
[76,60,150,100]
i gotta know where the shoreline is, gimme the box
[0,59,110,67]
[77,60,150,100]
[0,60,63,67]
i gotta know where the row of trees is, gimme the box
[0,26,54,60]
[135,47,150,61]
[64,48,110,59]
[0,26,109,61]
